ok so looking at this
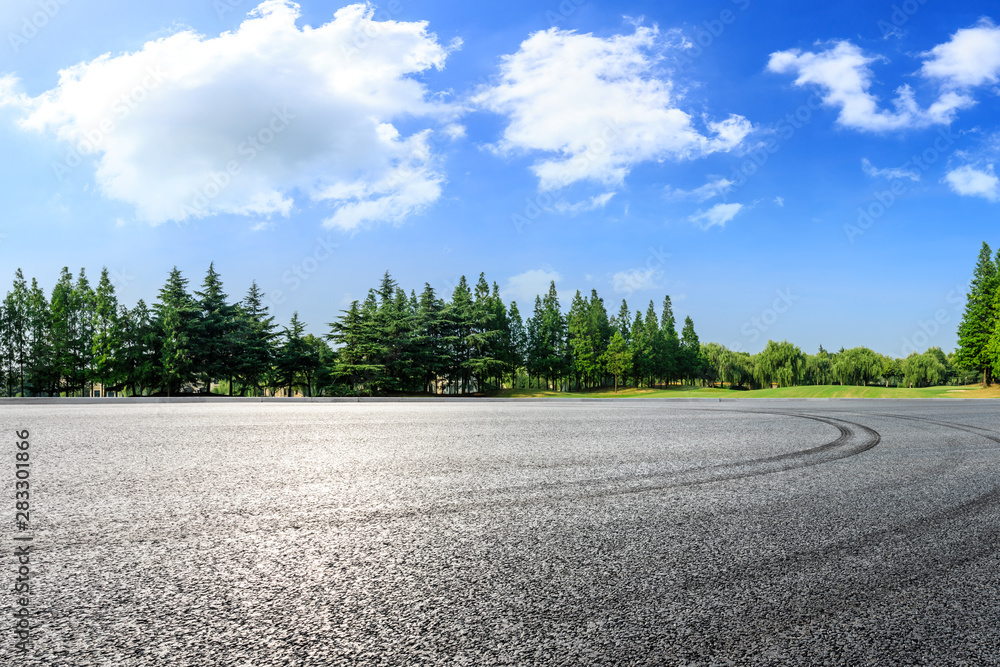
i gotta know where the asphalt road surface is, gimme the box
[4,399,1000,665]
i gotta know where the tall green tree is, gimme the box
[192,262,235,392]
[507,301,527,386]
[601,331,631,393]
[26,279,55,395]
[659,296,680,386]
[328,297,385,394]
[236,281,279,396]
[275,312,316,396]
[679,316,704,384]
[956,242,998,385]
[3,270,29,396]
[154,267,199,395]
[72,269,96,394]
[119,300,159,396]
[92,268,122,394]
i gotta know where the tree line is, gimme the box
[0,257,987,398]
[0,264,329,397]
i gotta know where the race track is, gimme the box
[4,399,1000,665]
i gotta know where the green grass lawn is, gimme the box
[493,384,1000,399]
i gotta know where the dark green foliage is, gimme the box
[956,242,997,385]
[153,267,200,396]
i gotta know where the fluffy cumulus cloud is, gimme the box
[0,1,459,229]
[921,19,1000,88]
[690,202,743,229]
[944,164,1000,201]
[474,25,751,192]
[502,268,563,304]
[767,41,972,132]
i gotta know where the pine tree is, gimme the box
[614,299,631,343]
[119,300,159,396]
[507,301,526,386]
[587,290,612,387]
[92,268,122,395]
[539,282,567,389]
[275,312,316,396]
[26,279,55,396]
[412,284,448,393]
[72,268,96,395]
[957,242,998,385]
[154,267,199,395]
[680,316,704,384]
[237,281,279,396]
[566,290,591,390]
[630,309,648,388]
[49,268,77,395]
[601,331,631,393]
[328,299,385,394]
[447,276,476,393]
[193,263,238,393]
[659,296,680,386]
[525,296,548,388]
[3,270,29,396]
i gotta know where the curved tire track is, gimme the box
[582,411,880,498]
[690,410,1000,590]
[352,410,882,521]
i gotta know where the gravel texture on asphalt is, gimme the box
[3,399,1000,665]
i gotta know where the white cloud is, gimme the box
[443,123,467,140]
[0,2,458,229]
[665,177,733,202]
[921,19,1000,88]
[944,164,1000,201]
[767,40,973,132]
[552,192,615,214]
[861,158,920,181]
[690,202,743,229]
[474,25,751,191]
[502,268,563,304]
[773,196,784,207]
[612,267,662,295]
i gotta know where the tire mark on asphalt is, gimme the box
[666,413,1000,662]
[569,412,880,499]
[690,412,1000,589]
[347,411,881,521]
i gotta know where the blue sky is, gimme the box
[2,0,999,357]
